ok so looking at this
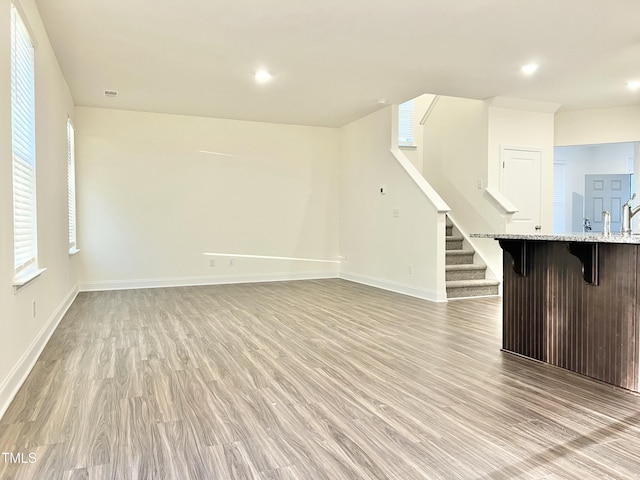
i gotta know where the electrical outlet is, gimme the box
[476,179,483,189]
[393,208,400,218]
[408,264,413,275]
[209,259,216,267]
[229,258,235,266]
[32,300,36,318]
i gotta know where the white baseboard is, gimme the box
[0,286,79,421]
[339,271,447,303]
[79,271,339,292]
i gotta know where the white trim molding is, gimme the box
[339,271,447,303]
[485,187,519,214]
[79,271,339,292]
[389,148,450,213]
[0,286,78,420]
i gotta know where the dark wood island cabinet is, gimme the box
[472,233,640,392]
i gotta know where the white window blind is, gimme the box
[11,4,38,277]
[67,119,77,252]
[398,99,414,146]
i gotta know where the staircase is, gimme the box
[445,216,499,299]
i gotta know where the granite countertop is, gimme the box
[470,232,640,244]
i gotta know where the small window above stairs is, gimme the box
[445,216,499,299]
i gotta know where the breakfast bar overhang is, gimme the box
[472,233,640,392]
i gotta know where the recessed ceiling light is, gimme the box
[627,81,640,91]
[521,64,539,76]
[377,98,388,105]
[255,70,272,84]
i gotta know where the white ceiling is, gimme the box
[35,0,640,127]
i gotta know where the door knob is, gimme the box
[535,225,541,231]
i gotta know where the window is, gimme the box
[398,99,414,146]
[67,118,77,253]
[11,3,38,279]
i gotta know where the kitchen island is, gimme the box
[472,232,640,392]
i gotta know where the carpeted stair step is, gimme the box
[446,264,487,281]
[444,215,500,299]
[445,235,464,250]
[445,249,474,265]
[446,279,500,299]
[444,217,453,237]
[445,217,454,236]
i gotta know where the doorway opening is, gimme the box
[553,142,638,234]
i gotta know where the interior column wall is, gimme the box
[339,107,446,302]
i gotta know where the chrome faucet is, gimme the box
[602,210,611,236]
[621,193,640,235]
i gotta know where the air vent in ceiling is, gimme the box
[104,90,118,97]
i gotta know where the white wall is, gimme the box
[423,96,490,224]
[420,96,556,278]
[487,105,556,234]
[339,107,447,302]
[0,0,78,417]
[555,106,640,146]
[422,96,503,278]
[75,107,340,290]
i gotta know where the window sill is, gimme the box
[69,248,80,256]
[13,268,47,292]
[399,144,417,150]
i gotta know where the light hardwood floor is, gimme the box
[1,279,640,479]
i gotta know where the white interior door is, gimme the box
[501,147,542,234]
[584,174,631,233]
